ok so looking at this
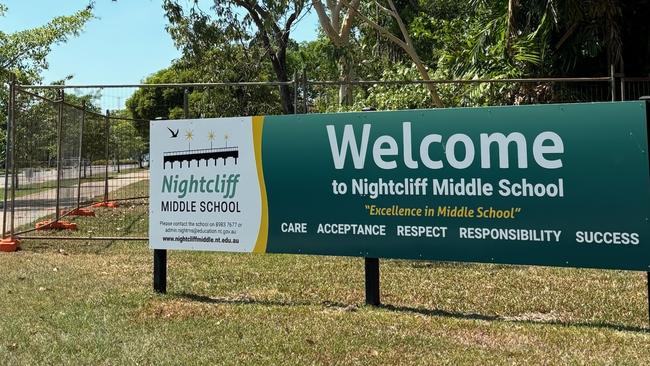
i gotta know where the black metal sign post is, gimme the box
[365,257,380,306]
[361,107,381,306]
[153,249,167,293]
[153,91,190,294]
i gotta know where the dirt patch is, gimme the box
[137,298,229,320]
[501,310,569,323]
[453,328,540,352]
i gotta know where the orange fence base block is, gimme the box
[91,201,119,209]
[64,208,96,217]
[35,220,78,231]
[0,237,20,252]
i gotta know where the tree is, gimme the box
[311,0,359,105]
[126,66,193,124]
[343,0,444,107]
[163,0,307,114]
[438,0,626,78]
[0,2,93,166]
[110,117,146,169]
[620,0,650,76]
[126,58,284,138]
[0,3,93,81]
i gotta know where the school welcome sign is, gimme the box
[149,102,650,271]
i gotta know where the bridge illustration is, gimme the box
[163,146,239,169]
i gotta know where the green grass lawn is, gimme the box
[1,190,650,364]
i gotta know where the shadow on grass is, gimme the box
[174,291,649,333]
[379,303,499,322]
[96,205,148,252]
[176,292,349,309]
[402,260,519,271]
[380,304,650,334]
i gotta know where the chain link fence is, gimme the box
[2,75,647,242]
[305,77,616,112]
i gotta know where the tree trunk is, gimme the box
[279,84,294,114]
[338,54,354,106]
[270,53,294,115]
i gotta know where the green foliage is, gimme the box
[111,118,146,162]
[126,67,192,121]
[146,0,643,113]
[0,4,93,81]
[360,65,434,111]
[291,38,339,82]
[0,2,94,166]
[9,88,108,170]
[433,0,625,79]
[163,0,307,113]
[126,58,285,131]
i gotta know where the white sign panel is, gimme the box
[149,117,264,252]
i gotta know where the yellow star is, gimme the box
[208,131,215,141]
[185,130,194,140]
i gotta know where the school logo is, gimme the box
[163,129,239,169]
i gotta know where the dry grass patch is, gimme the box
[453,327,542,351]
[137,298,230,320]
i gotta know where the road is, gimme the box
[0,163,142,187]
[0,170,149,234]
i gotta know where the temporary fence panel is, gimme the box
[622,77,650,101]
[10,89,60,234]
[4,86,153,237]
[58,102,83,217]
[78,111,110,207]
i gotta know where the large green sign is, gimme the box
[150,102,650,271]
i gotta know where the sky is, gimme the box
[1,0,320,86]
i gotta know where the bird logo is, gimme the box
[167,127,179,138]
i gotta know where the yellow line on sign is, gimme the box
[252,116,269,253]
